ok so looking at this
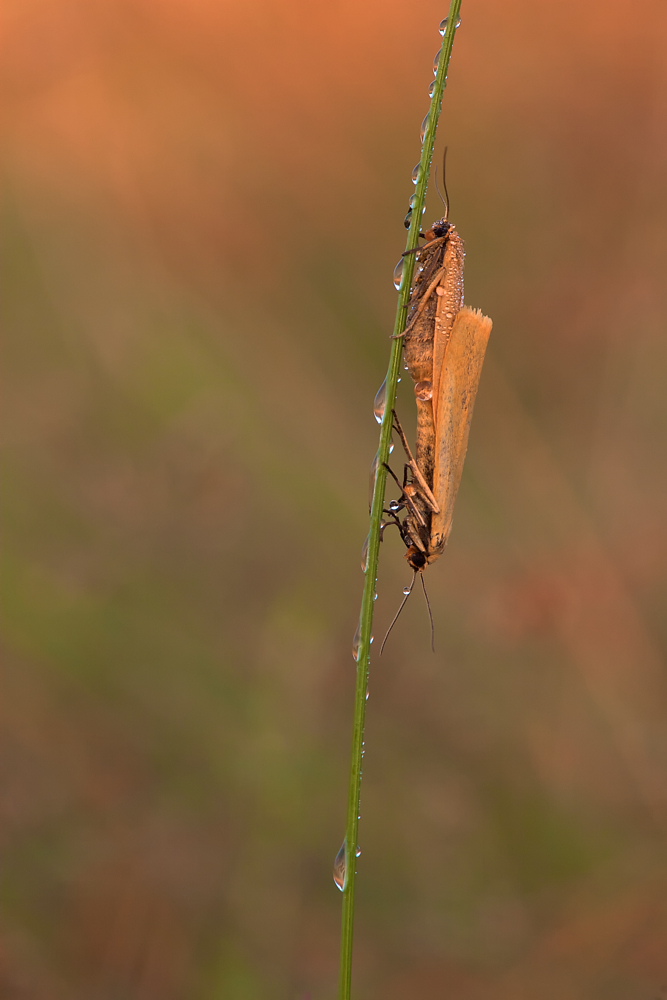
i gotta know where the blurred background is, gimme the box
[3,0,667,997]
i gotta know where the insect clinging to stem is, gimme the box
[381,151,492,651]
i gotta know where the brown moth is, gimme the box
[390,306,492,571]
[400,214,465,494]
[382,209,492,646]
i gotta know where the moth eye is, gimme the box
[414,380,433,402]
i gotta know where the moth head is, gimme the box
[406,545,427,572]
[426,218,452,241]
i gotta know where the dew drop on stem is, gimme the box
[356,846,362,857]
[428,79,436,98]
[333,841,347,891]
[352,621,361,661]
[361,532,370,572]
[439,14,461,34]
[373,378,387,423]
[433,49,441,75]
[411,162,422,185]
[404,209,413,229]
[368,450,379,508]
[420,112,429,143]
[393,257,404,290]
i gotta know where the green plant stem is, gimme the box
[337,2,463,996]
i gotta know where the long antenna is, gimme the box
[380,571,417,655]
[434,146,450,220]
[420,573,435,652]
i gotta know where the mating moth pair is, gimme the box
[382,192,492,641]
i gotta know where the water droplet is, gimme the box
[420,112,429,143]
[373,377,387,424]
[415,379,433,401]
[352,621,361,661]
[409,194,417,209]
[404,209,413,230]
[440,15,460,33]
[428,80,436,98]
[373,592,378,602]
[411,162,422,185]
[389,499,401,513]
[361,532,370,572]
[333,841,347,891]
[403,585,412,596]
[393,257,404,290]
[356,846,362,857]
[433,49,441,75]
[369,634,374,644]
[369,450,379,508]
[388,436,395,455]
[365,687,369,700]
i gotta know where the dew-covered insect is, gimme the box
[382,184,492,649]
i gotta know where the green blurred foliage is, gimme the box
[3,0,667,997]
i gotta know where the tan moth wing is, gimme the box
[401,223,464,489]
[428,306,492,559]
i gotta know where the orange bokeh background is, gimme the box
[3,1,667,997]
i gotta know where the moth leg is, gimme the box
[404,519,427,553]
[390,410,439,514]
[382,462,427,528]
[401,235,447,258]
[393,265,446,340]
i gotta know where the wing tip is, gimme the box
[458,305,493,335]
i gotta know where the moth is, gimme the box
[382,204,492,646]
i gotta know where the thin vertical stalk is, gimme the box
[337,2,463,997]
